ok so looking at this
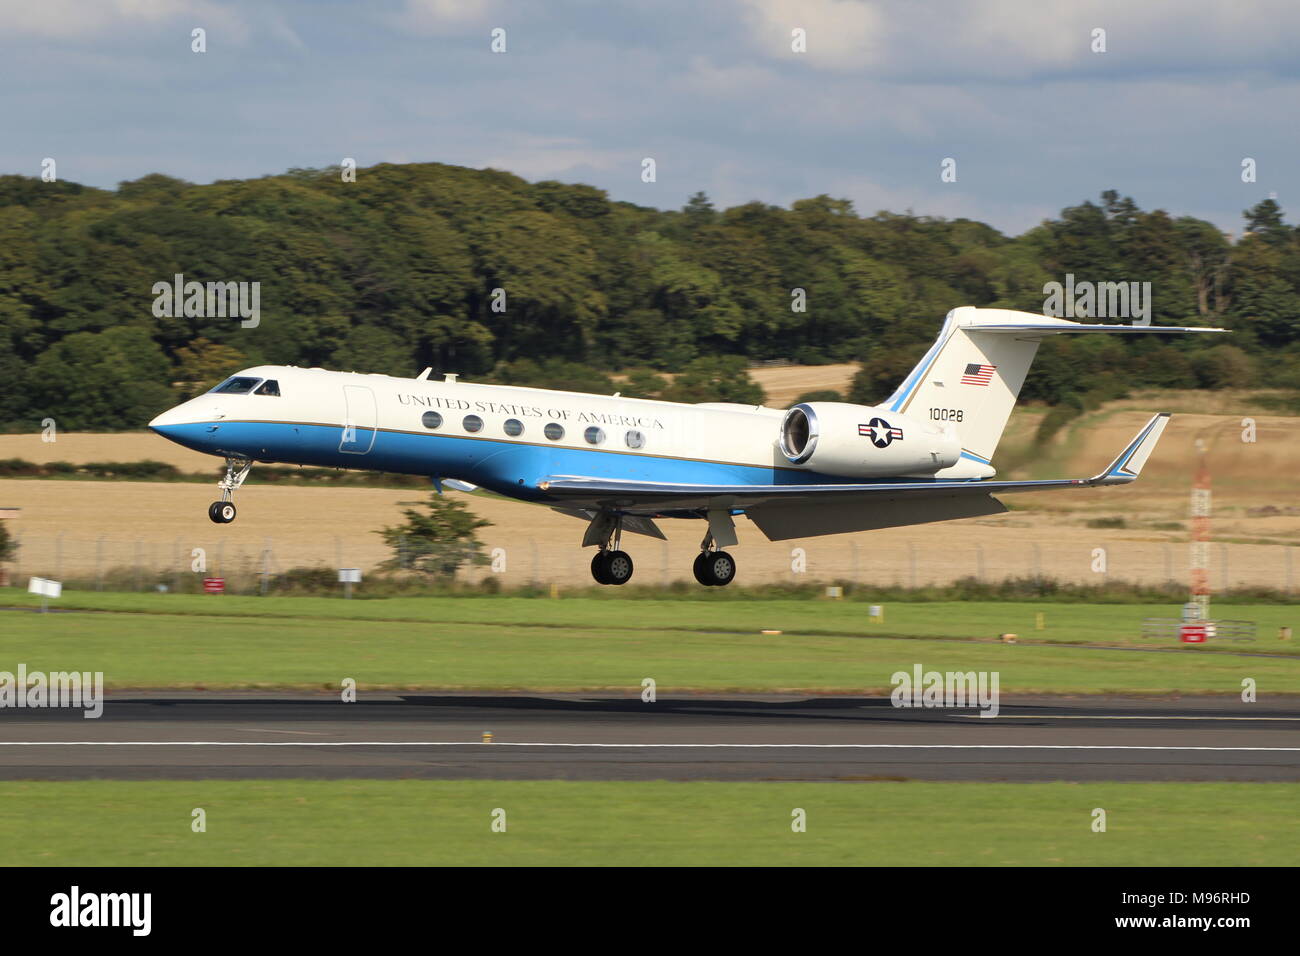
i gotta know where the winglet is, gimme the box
[1089,413,1171,485]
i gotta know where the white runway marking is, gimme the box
[0,741,1298,752]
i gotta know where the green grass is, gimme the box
[0,590,1296,693]
[4,588,1297,648]
[2,780,1295,866]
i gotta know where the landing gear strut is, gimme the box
[208,457,252,524]
[588,513,634,585]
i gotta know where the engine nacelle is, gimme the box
[777,402,961,478]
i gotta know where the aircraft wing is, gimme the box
[537,413,1170,538]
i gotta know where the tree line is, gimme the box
[1,161,1297,431]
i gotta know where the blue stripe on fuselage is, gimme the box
[150,420,929,501]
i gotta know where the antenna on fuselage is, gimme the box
[416,368,432,380]
[444,373,459,383]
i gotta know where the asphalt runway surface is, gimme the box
[2,692,1298,782]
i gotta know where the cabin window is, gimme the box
[254,380,280,396]
[422,411,443,429]
[544,422,564,441]
[463,415,484,433]
[625,429,645,449]
[584,426,605,445]
[503,419,524,437]
[210,376,262,395]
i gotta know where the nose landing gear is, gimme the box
[208,457,252,524]
[208,501,237,523]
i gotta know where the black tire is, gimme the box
[590,551,611,585]
[208,501,236,524]
[692,551,713,586]
[695,550,736,587]
[604,549,634,585]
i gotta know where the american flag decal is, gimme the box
[961,363,996,386]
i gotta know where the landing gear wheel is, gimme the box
[591,550,634,585]
[694,550,736,587]
[590,551,612,585]
[208,501,236,524]
[603,550,634,586]
[692,551,712,586]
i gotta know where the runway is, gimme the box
[2,692,1298,782]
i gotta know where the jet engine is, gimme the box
[777,402,961,478]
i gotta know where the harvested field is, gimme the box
[748,363,859,405]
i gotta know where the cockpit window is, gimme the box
[254,380,280,396]
[210,376,263,395]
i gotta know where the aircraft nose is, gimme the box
[148,405,190,432]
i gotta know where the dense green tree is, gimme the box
[27,326,174,429]
[662,356,765,405]
[173,337,249,399]
[0,519,16,565]
[488,357,615,394]
[0,169,1297,431]
[376,493,492,577]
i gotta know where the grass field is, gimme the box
[1,591,1295,692]
[2,779,1295,866]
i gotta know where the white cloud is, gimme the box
[737,0,1300,78]
[674,56,780,99]
[0,0,245,41]
[737,0,886,71]
[393,0,500,35]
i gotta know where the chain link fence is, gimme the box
[3,529,1296,596]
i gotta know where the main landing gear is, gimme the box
[208,457,252,524]
[585,513,738,587]
[591,548,635,586]
[588,513,635,585]
[693,549,737,587]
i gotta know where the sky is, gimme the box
[1,0,1296,236]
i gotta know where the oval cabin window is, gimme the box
[463,415,484,433]
[625,429,645,449]
[422,411,443,429]
[544,422,565,441]
[503,419,524,437]
[584,426,605,445]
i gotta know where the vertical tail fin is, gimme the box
[882,307,1225,466]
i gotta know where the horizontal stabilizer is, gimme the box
[972,321,1226,335]
[1089,412,1170,484]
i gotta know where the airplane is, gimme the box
[148,306,1224,587]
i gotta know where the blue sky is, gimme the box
[1,0,1295,235]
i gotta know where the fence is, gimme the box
[4,528,1297,596]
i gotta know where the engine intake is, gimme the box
[779,404,818,463]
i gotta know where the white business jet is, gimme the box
[149,307,1222,586]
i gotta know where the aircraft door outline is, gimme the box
[339,384,378,455]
